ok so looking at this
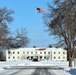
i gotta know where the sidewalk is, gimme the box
[48,69,70,75]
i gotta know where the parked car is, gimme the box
[33,58,38,61]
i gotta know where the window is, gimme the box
[8,57,10,59]
[58,57,60,59]
[27,52,29,54]
[40,52,42,54]
[63,52,65,54]
[44,56,46,59]
[54,57,56,59]
[44,52,46,54]
[8,51,11,54]
[31,52,33,54]
[13,56,15,59]
[54,52,56,54]
[58,52,60,54]
[17,56,19,59]
[48,52,50,54]
[63,57,65,59]
[23,52,25,54]
[13,52,15,54]
[17,52,19,54]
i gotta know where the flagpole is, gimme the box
[34,7,37,58]
[34,7,47,60]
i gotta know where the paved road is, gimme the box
[32,67,51,75]
[0,66,64,75]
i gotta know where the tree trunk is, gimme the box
[69,58,72,67]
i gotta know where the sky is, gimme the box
[0,0,57,48]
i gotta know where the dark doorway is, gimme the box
[40,56,42,60]
[31,56,33,60]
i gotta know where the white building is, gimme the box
[6,48,67,61]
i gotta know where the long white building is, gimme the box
[6,48,67,61]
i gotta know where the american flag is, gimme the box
[36,8,47,13]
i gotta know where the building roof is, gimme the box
[7,47,67,52]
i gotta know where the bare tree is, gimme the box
[9,28,29,48]
[0,7,14,49]
[48,44,52,48]
[43,0,76,67]
[0,7,30,53]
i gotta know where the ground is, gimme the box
[0,60,76,75]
